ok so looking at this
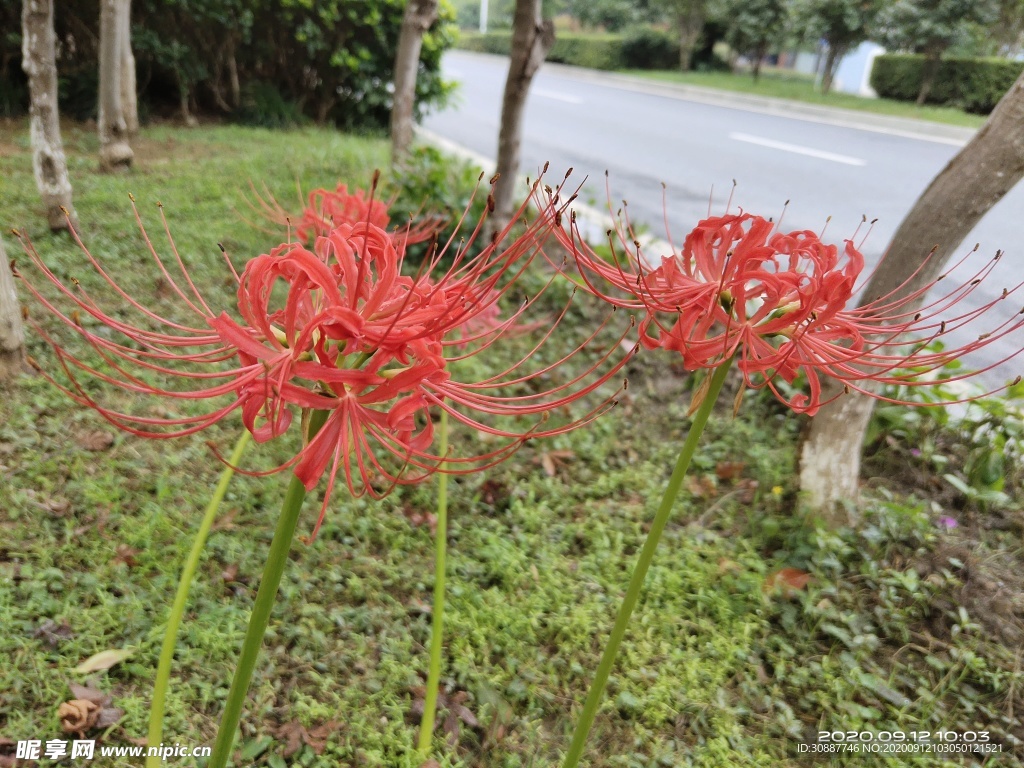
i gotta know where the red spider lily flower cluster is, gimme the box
[552,204,1023,415]
[14,174,634,535]
[246,179,438,247]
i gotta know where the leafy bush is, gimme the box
[548,33,623,70]
[236,81,309,128]
[871,53,1024,113]
[620,26,680,70]
[455,31,514,55]
[387,144,488,262]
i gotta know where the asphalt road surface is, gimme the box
[424,50,1024,385]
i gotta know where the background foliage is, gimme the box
[871,53,1024,112]
[0,0,457,130]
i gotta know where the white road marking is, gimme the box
[533,88,583,104]
[729,132,866,166]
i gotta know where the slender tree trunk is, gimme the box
[799,69,1024,517]
[677,2,704,72]
[175,69,198,127]
[0,236,26,382]
[490,0,554,237]
[98,0,133,172]
[915,50,942,106]
[821,45,843,94]
[390,0,440,164]
[227,39,241,108]
[119,0,138,134]
[752,51,762,81]
[22,0,77,231]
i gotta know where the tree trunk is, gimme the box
[21,0,77,232]
[227,39,240,108]
[489,0,555,237]
[799,69,1024,517]
[390,0,440,164]
[915,50,942,106]
[0,235,26,382]
[98,0,133,172]
[677,3,704,72]
[176,69,198,127]
[119,0,138,134]
[820,45,842,94]
[752,51,762,81]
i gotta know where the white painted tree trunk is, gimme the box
[799,69,1024,518]
[21,0,77,231]
[0,236,25,381]
[489,0,554,236]
[98,0,133,172]
[390,0,440,163]
[119,0,138,135]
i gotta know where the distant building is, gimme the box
[791,41,886,97]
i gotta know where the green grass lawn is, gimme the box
[622,69,987,129]
[1,121,1022,767]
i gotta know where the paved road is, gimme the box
[424,51,1024,384]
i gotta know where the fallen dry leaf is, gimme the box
[717,558,742,575]
[535,450,575,477]
[0,737,18,768]
[402,505,437,534]
[478,479,508,507]
[112,545,140,568]
[68,683,107,704]
[154,276,173,300]
[211,508,239,531]
[34,619,75,648]
[221,563,240,583]
[303,721,340,755]
[409,685,481,748]
[59,699,99,736]
[76,430,114,452]
[74,648,132,674]
[73,507,110,538]
[406,598,432,616]
[764,567,812,596]
[23,490,71,516]
[684,474,717,499]
[715,461,746,481]
[273,720,340,757]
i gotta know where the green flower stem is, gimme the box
[208,410,329,768]
[146,430,251,768]
[561,361,733,768]
[417,409,450,758]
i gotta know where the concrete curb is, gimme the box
[450,50,977,147]
[414,126,672,261]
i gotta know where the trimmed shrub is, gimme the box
[871,54,1024,113]
[548,34,623,71]
[457,31,625,71]
[620,26,680,70]
[456,32,513,55]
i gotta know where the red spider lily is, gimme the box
[14,174,634,536]
[246,177,439,247]
[553,204,1023,415]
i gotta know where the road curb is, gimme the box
[450,50,976,147]
[414,126,672,261]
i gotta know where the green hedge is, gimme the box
[457,31,624,71]
[871,54,1024,114]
